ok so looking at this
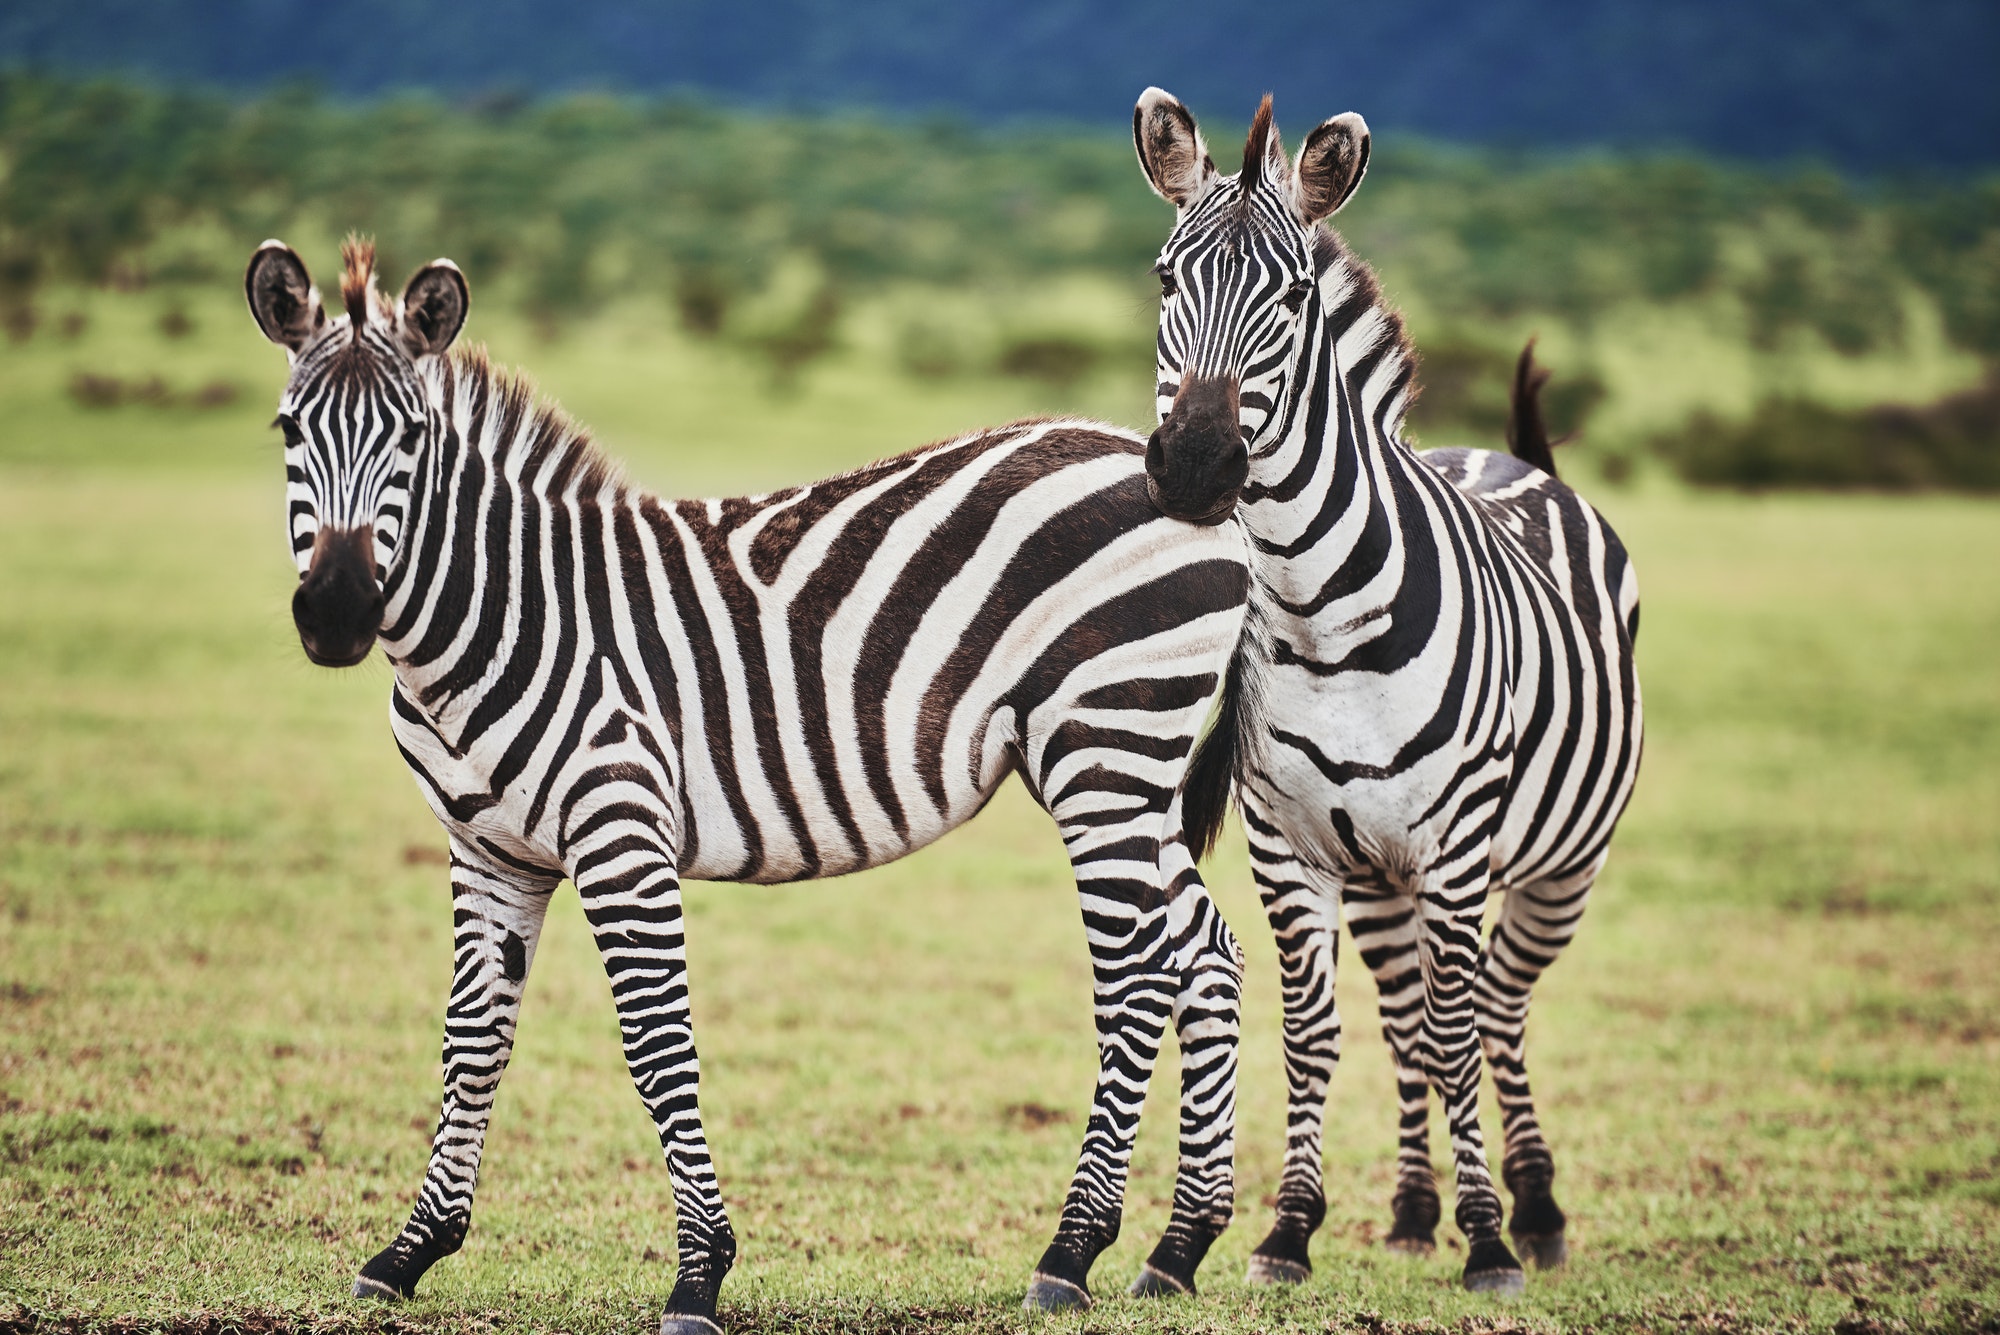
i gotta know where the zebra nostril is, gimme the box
[290,582,319,635]
[292,527,383,664]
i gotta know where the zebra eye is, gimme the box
[276,415,304,449]
[1282,279,1313,313]
[1156,265,1179,299]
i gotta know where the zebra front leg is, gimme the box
[570,821,735,1335]
[1477,869,1597,1270]
[1024,880,1177,1311]
[1130,881,1242,1298]
[1345,874,1441,1255]
[356,844,557,1300]
[1418,871,1523,1294]
[1242,806,1343,1286]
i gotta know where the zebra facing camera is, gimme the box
[291,526,383,667]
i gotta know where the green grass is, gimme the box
[2,295,1998,1334]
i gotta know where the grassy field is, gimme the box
[2,288,1998,1335]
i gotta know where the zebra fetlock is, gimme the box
[1245,1180,1324,1285]
[1503,1158,1568,1269]
[353,1217,463,1301]
[1386,1174,1442,1255]
[1028,1197,1123,1309]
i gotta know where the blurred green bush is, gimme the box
[3,74,1996,486]
[1655,370,2000,491]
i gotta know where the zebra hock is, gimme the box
[1133,91,1643,1294]
[246,237,1253,1330]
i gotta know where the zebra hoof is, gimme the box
[658,1315,725,1335]
[1465,1265,1527,1296]
[352,1275,403,1302]
[1245,1252,1311,1286]
[1128,1262,1191,1298]
[1383,1230,1436,1257]
[1022,1272,1091,1312]
[1513,1229,1568,1270]
[1464,1239,1526,1295]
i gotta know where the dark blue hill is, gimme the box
[1,0,1996,167]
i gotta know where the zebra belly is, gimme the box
[675,751,1011,885]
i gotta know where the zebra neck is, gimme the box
[1241,232,1422,621]
[378,349,622,731]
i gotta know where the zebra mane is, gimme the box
[1241,95,1277,192]
[1311,226,1421,432]
[444,345,626,499]
[340,235,382,326]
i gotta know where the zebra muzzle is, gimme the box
[1146,375,1248,526]
[293,526,384,667]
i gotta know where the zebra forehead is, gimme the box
[1174,209,1306,277]
[289,331,421,419]
[1178,182,1303,250]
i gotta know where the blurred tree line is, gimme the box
[3,75,1997,485]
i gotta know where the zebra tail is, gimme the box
[1506,338,1562,480]
[1183,637,1248,863]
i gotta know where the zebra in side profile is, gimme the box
[1131,92,1643,1293]
[245,238,1251,1331]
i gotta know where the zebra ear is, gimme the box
[245,241,324,352]
[1134,87,1216,209]
[397,260,469,359]
[1293,112,1370,225]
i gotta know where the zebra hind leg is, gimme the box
[1241,811,1343,1286]
[1345,875,1440,1256]
[1130,882,1243,1298]
[1416,870,1523,1295]
[1478,870,1597,1270]
[356,847,556,1301]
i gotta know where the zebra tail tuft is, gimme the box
[1184,639,1249,864]
[1506,338,1563,480]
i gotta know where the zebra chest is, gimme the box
[386,685,575,870]
[1250,647,1514,878]
[1255,730,1461,870]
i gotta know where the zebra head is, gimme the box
[1134,89,1370,523]
[245,238,468,667]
